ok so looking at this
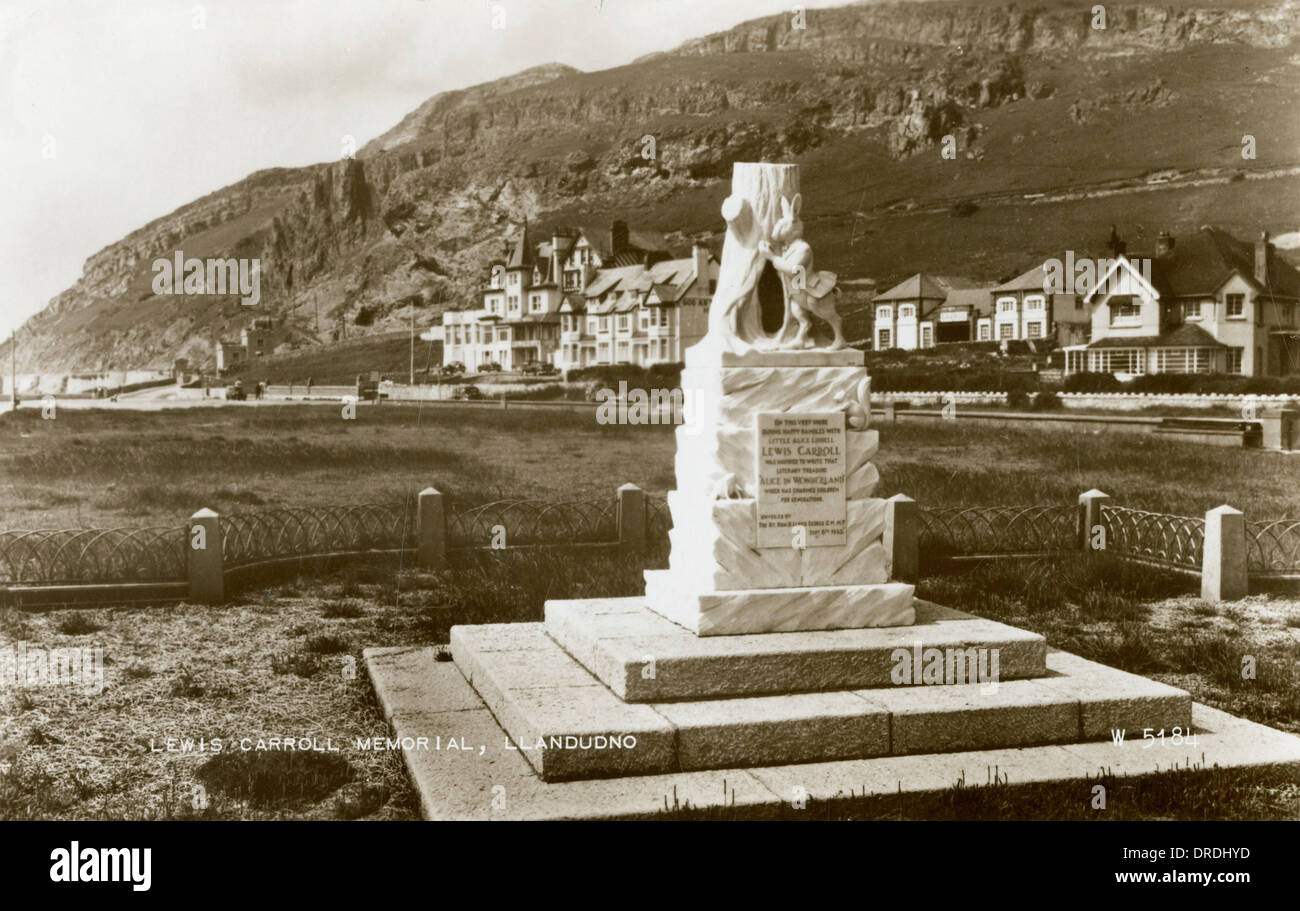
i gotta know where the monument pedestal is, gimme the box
[651,345,914,636]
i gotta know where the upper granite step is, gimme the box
[545,598,1046,702]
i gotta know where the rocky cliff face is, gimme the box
[12,0,1300,372]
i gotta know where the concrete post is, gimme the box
[1078,489,1111,552]
[1201,504,1247,602]
[617,483,646,555]
[417,487,447,569]
[187,508,224,604]
[885,493,919,583]
[1259,407,1297,451]
[884,400,896,424]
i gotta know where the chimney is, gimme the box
[610,220,629,257]
[1107,224,1126,257]
[692,243,709,285]
[552,229,569,284]
[1255,231,1272,286]
[1155,230,1174,257]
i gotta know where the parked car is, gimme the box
[226,381,246,401]
[442,361,466,376]
[479,361,502,373]
[520,361,555,376]
[453,384,484,401]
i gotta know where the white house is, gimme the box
[1065,227,1300,377]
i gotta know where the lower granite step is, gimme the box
[366,645,1300,820]
[450,621,1191,783]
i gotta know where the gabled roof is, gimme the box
[558,293,585,313]
[875,273,985,302]
[1107,226,1300,300]
[506,221,535,270]
[993,262,1056,293]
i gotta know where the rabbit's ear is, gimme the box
[779,196,791,219]
[790,193,802,217]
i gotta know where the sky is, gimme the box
[0,0,853,339]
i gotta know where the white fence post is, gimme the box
[1201,504,1247,602]
[1078,489,1111,552]
[187,507,224,604]
[417,487,447,569]
[885,493,918,583]
[617,483,646,555]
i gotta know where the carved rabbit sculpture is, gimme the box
[760,194,845,350]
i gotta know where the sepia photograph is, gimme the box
[2,0,1298,888]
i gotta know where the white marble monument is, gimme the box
[644,162,915,635]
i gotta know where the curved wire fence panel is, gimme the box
[645,495,672,543]
[446,498,620,548]
[918,505,1077,559]
[1247,519,1300,577]
[1099,504,1204,571]
[222,504,416,568]
[0,526,188,585]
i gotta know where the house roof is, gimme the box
[506,222,535,270]
[1086,323,1225,349]
[1131,226,1300,299]
[875,273,985,302]
[940,286,996,315]
[993,262,1056,293]
[573,223,672,261]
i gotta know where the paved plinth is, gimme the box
[450,616,1190,781]
[545,598,1047,701]
[365,646,1300,821]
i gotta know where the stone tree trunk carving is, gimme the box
[706,162,841,355]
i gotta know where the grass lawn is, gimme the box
[2,404,1299,820]
[4,404,1300,530]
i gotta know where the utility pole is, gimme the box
[409,305,416,386]
[9,329,15,409]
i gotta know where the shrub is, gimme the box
[1062,371,1123,393]
[1031,390,1063,411]
[321,599,365,619]
[197,750,354,806]
[302,633,350,654]
[1005,389,1030,410]
[55,612,103,635]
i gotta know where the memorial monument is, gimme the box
[645,162,913,635]
[366,163,1214,817]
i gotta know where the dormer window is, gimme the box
[1024,295,1045,312]
[997,297,1017,314]
[1226,293,1245,318]
[899,305,915,319]
[876,306,892,320]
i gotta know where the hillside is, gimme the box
[9,0,1300,373]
